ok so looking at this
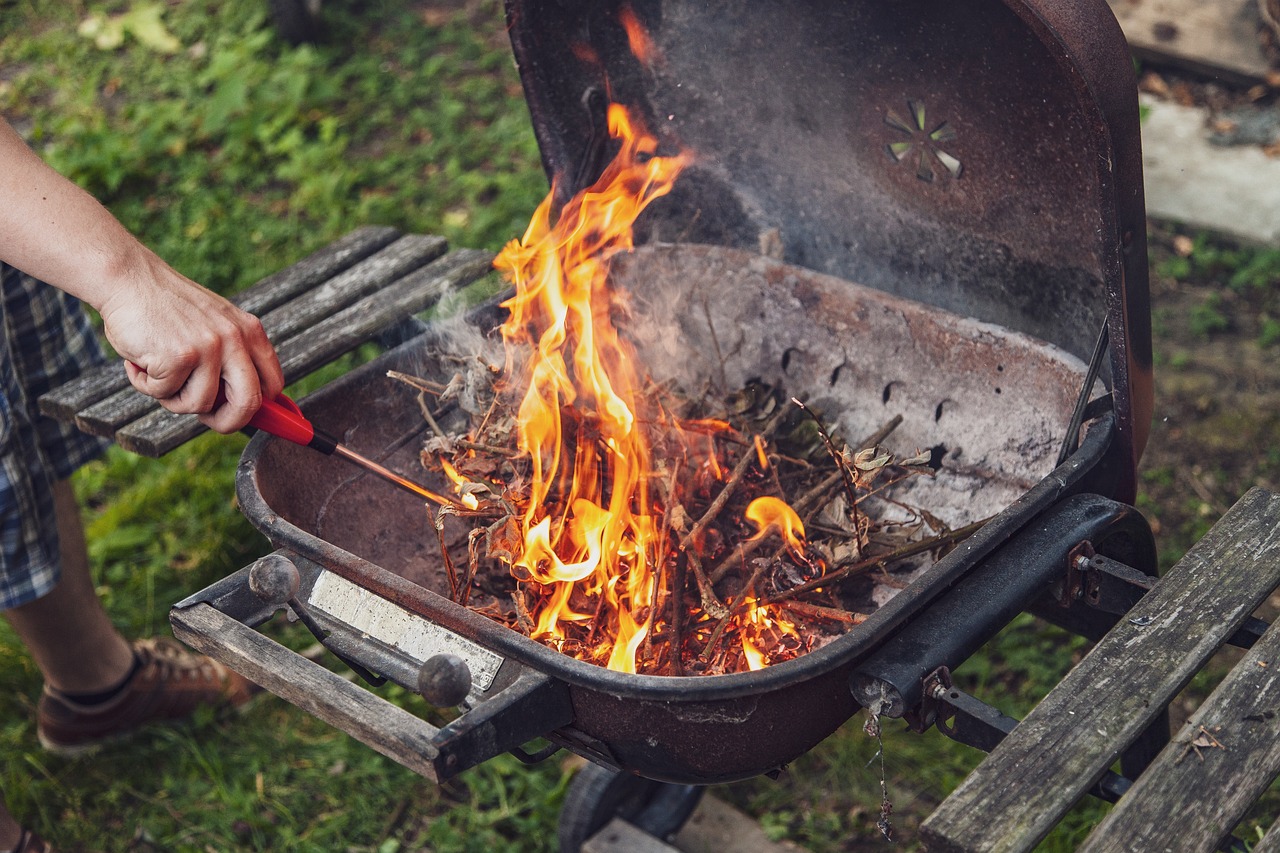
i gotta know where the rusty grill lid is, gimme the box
[503,0,1153,502]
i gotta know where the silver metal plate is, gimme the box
[308,571,503,691]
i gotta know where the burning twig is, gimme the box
[765,518,991,604]
[678,406,787,554]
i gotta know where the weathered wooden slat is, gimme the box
[1105,0,1275,84]
[920,487,1280,853]
[171,601,441,781]
[273,249,493,378]
[38,225,401,422]
[114,249,494,457]
[74,233,446,438]
[1079,603,1280,852]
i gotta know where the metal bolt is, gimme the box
[248,554,301,606]
[418,653,473,707]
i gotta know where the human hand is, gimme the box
[97,252,283,434]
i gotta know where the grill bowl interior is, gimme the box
[247,243,1088,662]
[238,243,1097,781]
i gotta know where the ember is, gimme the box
[401,97,975,677]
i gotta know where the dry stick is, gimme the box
[670,555,687,676]
[688,549,730,619]
[429,507,460,601]
[416,391,447,438]
[859,414,905,452]
[652,464,689,674]
[461,528,484,607]
[764,517,991,604]
[792,397,862,529]
[386,369,447,396]
[780,599,867,624]
[701,297,730,393]
[708,535,767,584]
[792,414,904,517]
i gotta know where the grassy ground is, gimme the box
[1,2,1278,851]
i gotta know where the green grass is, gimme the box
[1,2,556,849]
[1,2,1275,850]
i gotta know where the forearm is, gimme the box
[0,115,152,311]
[0,114,284,432]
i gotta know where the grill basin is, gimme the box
[173,0,1158,789]
[232,245,1122,782]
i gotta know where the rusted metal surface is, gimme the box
[504,0,1151,501]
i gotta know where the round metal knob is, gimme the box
[248,554,301,606]
[418,653,472,707]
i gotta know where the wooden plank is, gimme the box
[1079,609,1280,852]
[114,249,494,457]
[920,487,1280,853]
[171,602,442,781]
[38,225,401,422]
[1106,0,1275,84]
[73,233,446,438]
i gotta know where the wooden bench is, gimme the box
[38,226,495,456]
[921,486,1280,852]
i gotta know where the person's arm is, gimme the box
[0,116,282,433]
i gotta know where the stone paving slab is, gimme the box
[582,795,809,853]
[1140,94,1280,245]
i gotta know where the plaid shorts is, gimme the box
[0,263,109,611]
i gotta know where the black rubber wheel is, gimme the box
[557,763,705,853]
[268,0,322,45]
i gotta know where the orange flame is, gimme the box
[493,103,689,673]
[438,458,481,510]
[740,594,800,671]
[619,6,659,67]
[745,496,807,553]
[482,15,812,676]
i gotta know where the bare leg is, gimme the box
[2,478,133,693]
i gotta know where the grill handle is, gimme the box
[170,550,577,783]
[171,601,446,780]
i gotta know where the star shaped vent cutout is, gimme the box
[885,101,963,183]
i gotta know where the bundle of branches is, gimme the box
[394,365,985,676]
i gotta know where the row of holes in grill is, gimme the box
[775,348,967,471]
[778,348,1006,423]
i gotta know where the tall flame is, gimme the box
[493,104,689,673]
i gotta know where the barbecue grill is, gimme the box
[170,0,1160,846]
